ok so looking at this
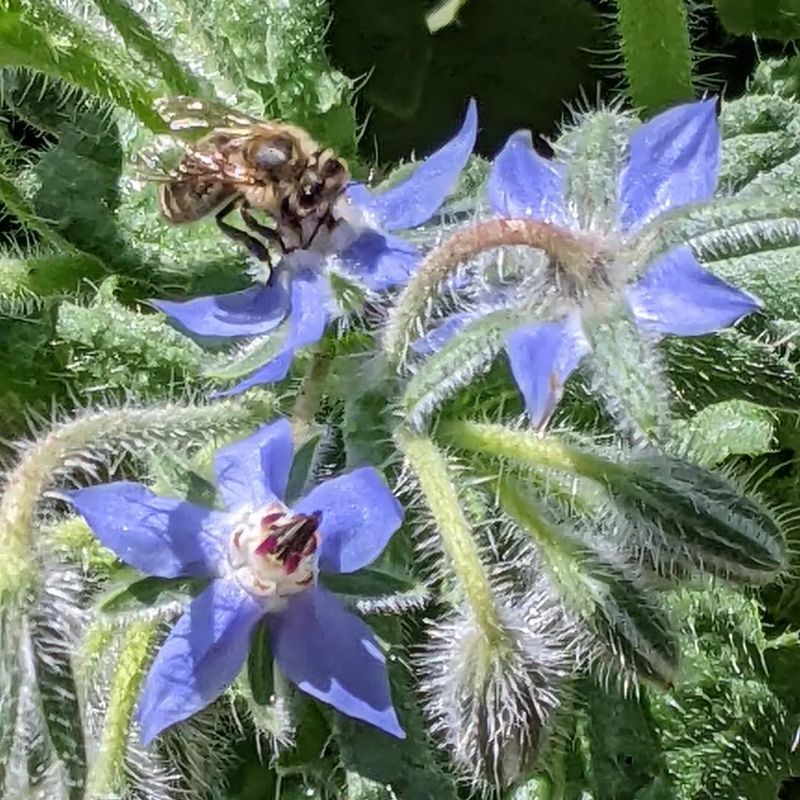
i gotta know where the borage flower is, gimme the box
[417,99,761,427]
[153,101,478,395]
[62,419,405,743]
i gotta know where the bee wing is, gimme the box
[130,136,192,184]
[153,96,265,140]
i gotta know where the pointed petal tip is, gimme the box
[379,711,406,739]
[359,97,478,232]
[487,128,567,223]
[628,247,762,336]
[506,318,588,429]
[464,96,478,131]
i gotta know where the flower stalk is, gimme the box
[395,426,503,641]
[437,419,611,481]
[88,620,157,799]
[291,347,332,442]
[383,219,604,366]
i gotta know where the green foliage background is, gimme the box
[4,0,800,798]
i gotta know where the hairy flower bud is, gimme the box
[605,454,786,582]
[418,599,568,790]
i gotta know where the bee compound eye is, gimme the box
[321,158,345,178]
[255,136,294,169]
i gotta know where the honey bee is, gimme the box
[149,96,350,267]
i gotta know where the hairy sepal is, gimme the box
[606,454,786,583]
[403,307,537,428]
[418,601,567,790]
[585,312,671,444]
[557,110,634,234]
[498,478,678,686]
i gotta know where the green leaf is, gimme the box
[0,6,164,131]
[0,253,106,298]
[90,0,204,97]
[320,567,419,597]
[578,679,675,800]
[671,400,776,467]
[203,328,286,382]
[247,619,274,706]
[285,430,325,505]
[276,701,339,790]
[56,288,205,395]
[332,353,395,469]
[98,570,204,613]
[649,587,793,799]
[665,329,800,414]
[628,195,800,276]
[333,617,458,800]
[709,244,800,320]
[713,0,800,41]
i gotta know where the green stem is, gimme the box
[394,426,502,641]
[437,419,617,482]
[291,348,331,443]
[615,0,694,114]
[87,620,156,798]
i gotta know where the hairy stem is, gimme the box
[87,620,157,798]
[615,0,694,113]
[383,219,604,366]
[395,426,502,641]
[437,419,613,481]
[291,348,331,442]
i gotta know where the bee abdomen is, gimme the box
[159,180,235,223]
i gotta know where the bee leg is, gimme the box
[240,205,287,254]
[304,214,330,249]
[215,201,271,263]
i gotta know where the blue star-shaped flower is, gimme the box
[418,99,761,427]
[152,101,478,395]
[62,419,405,743]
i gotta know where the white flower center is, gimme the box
[227,501,321,606]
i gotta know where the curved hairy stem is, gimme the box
[383,219,603,366]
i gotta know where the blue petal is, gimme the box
[347,99,477,231]
[62,482,228,577]
[618,99,721,233]
[293,468,403,574]
[506,318,589,428]
[626,245,761,336]
[487,130,569,224]
[213,419,294,510]
[268,585,404,738]
[137,579,264,744]
[216,269,332,396]
[214,352,295,397]
[337,230,420,291]
[152,283,290,339]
